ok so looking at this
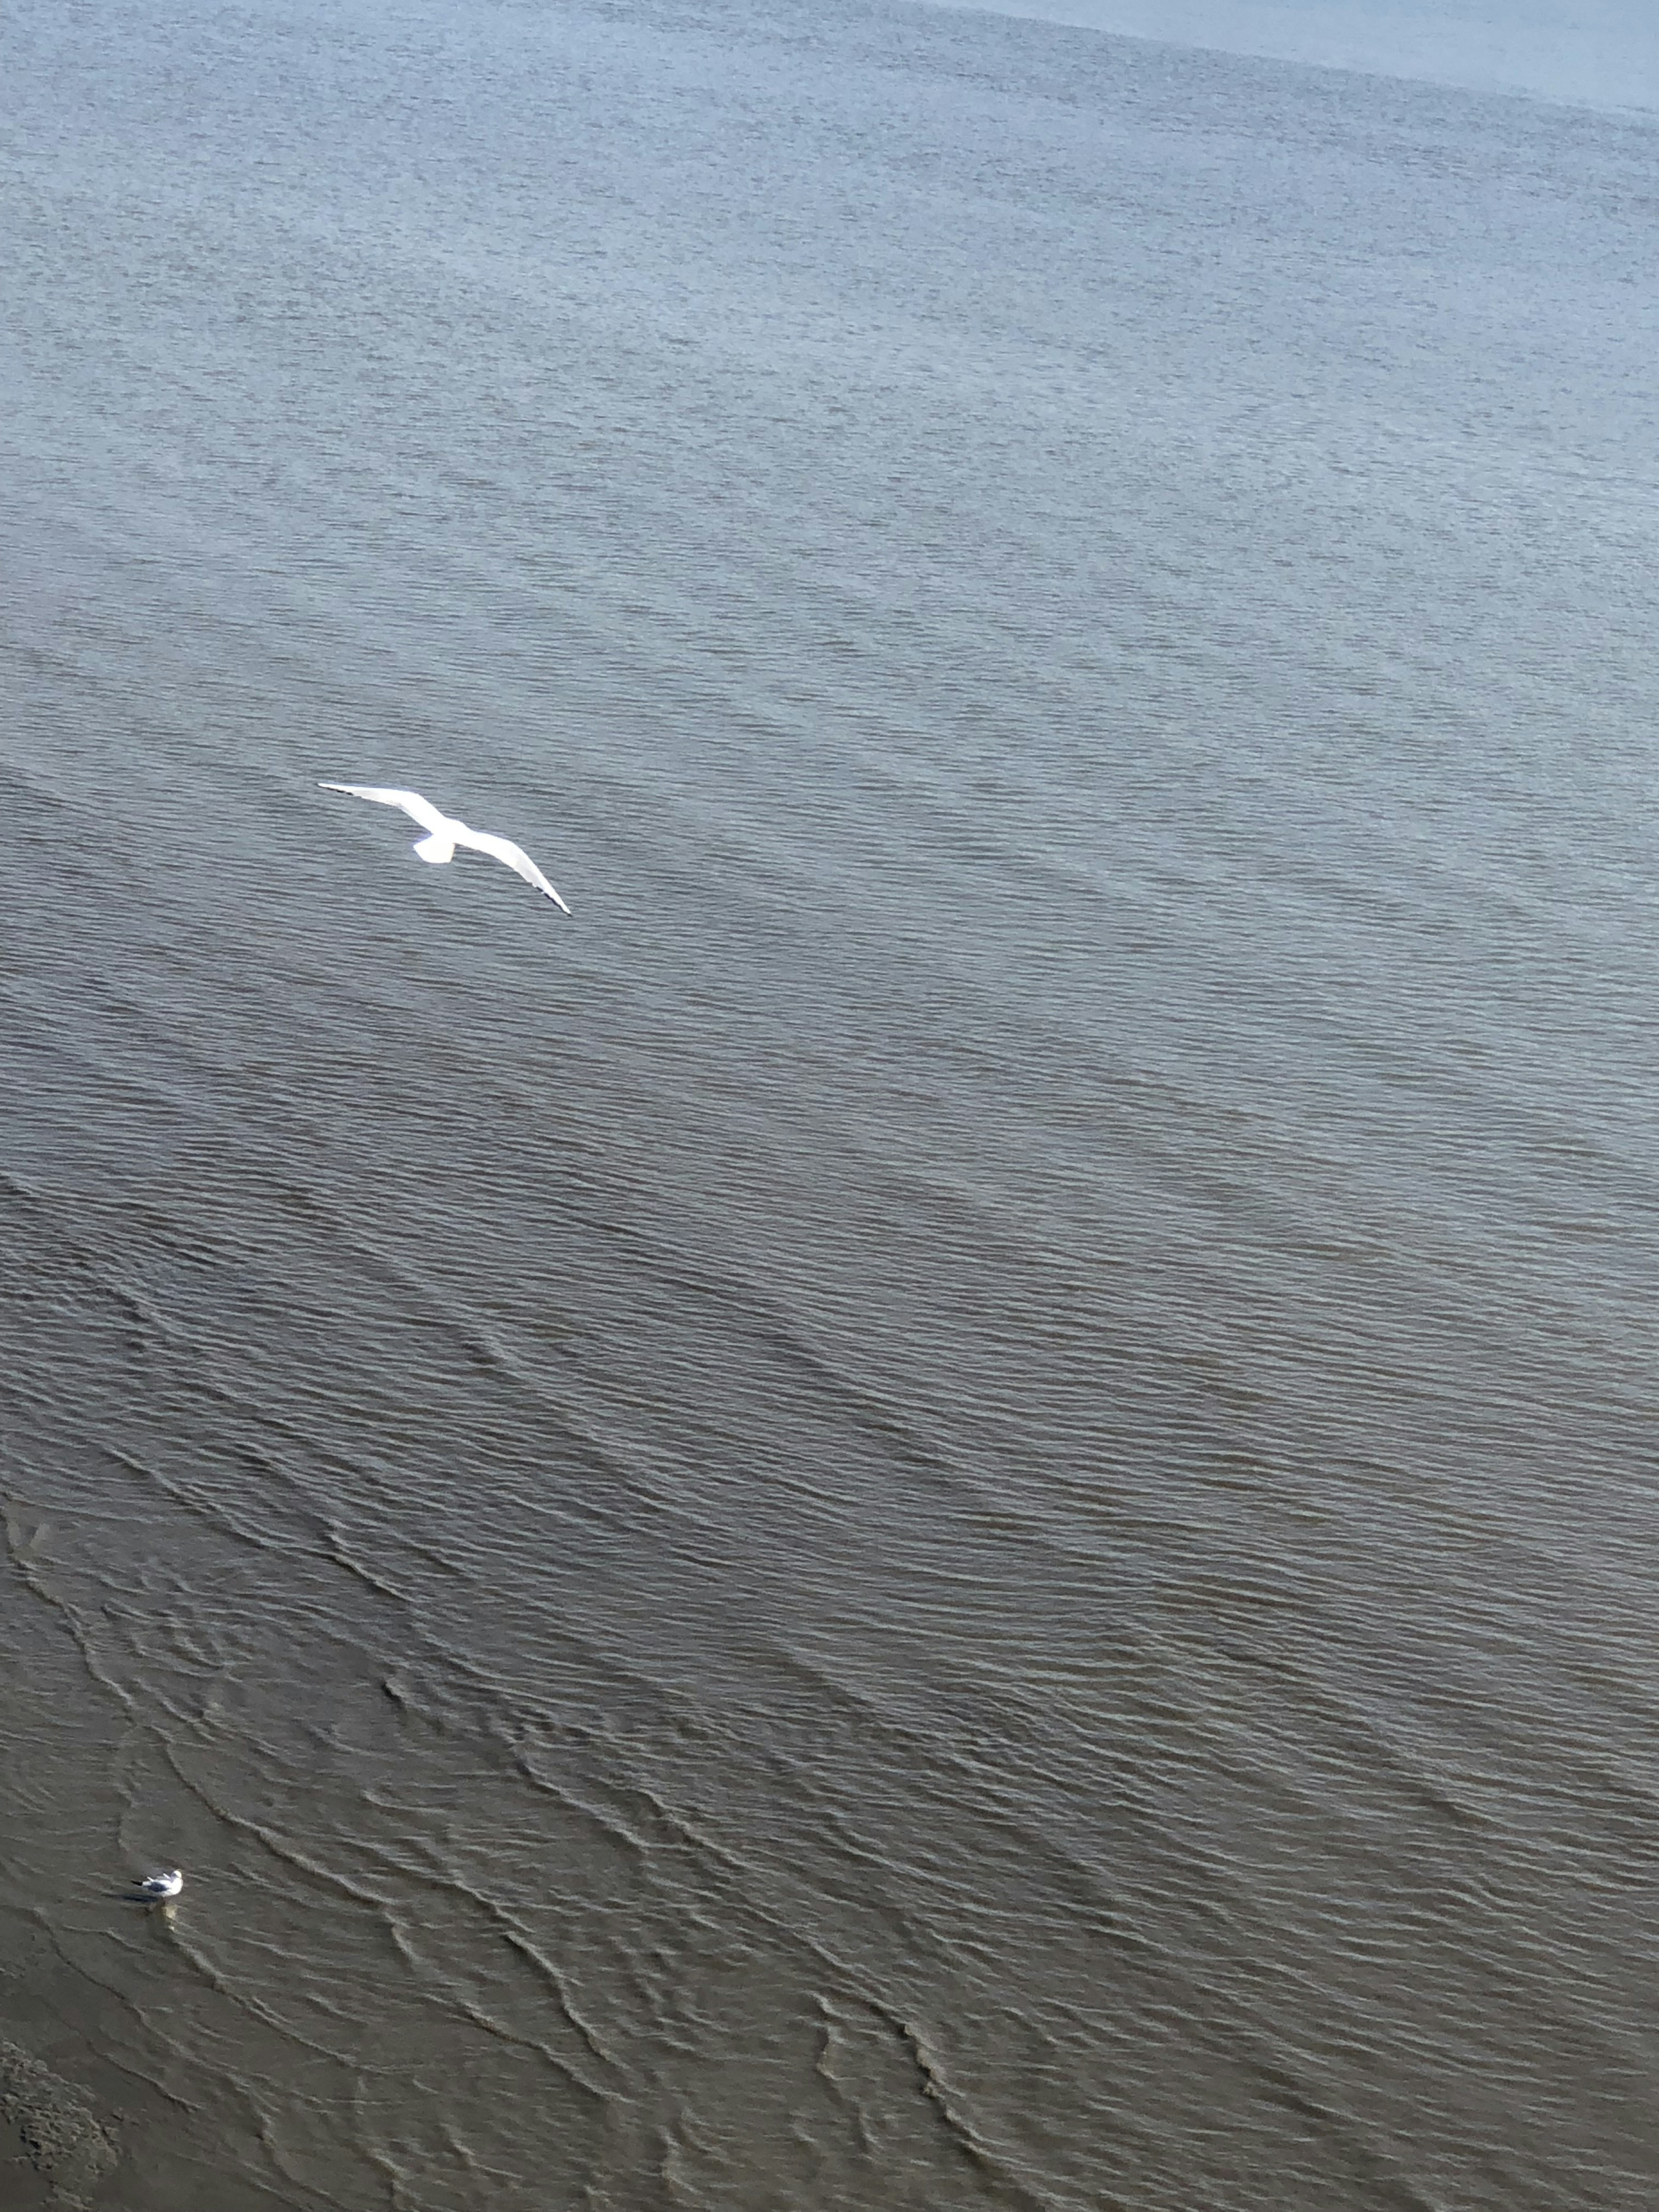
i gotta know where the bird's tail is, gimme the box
[413,833,456,864]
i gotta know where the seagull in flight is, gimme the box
[319,785,570,912]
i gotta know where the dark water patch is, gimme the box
[0,2037,118,2208]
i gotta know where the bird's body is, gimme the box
[137,1869,183,1898]
[319,784,570,912]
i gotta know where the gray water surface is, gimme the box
[2,1,1657,2205]
[938,0,1659,113]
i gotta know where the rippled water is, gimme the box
[2,1,1657,2204]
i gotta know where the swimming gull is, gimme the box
[135,1870,183,1899]
[319,785,571,912]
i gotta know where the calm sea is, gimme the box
[2,0,1656,2204]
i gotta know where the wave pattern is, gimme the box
[2,0,1658,2204]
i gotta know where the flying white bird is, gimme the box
[319,785,570,912]
[136,1869,183,1899]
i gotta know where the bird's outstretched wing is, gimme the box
[319,784,450,837]
[458,827,572,913]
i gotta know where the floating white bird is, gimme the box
[136,1869,183,1899]
[319,785,570,913]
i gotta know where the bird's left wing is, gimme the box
[319,785,449,837]
[461,828,572,914]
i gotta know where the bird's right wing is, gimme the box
[319,784,449,836]
[462,829,572,914]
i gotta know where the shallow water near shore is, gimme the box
[2,0,1657,2204]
